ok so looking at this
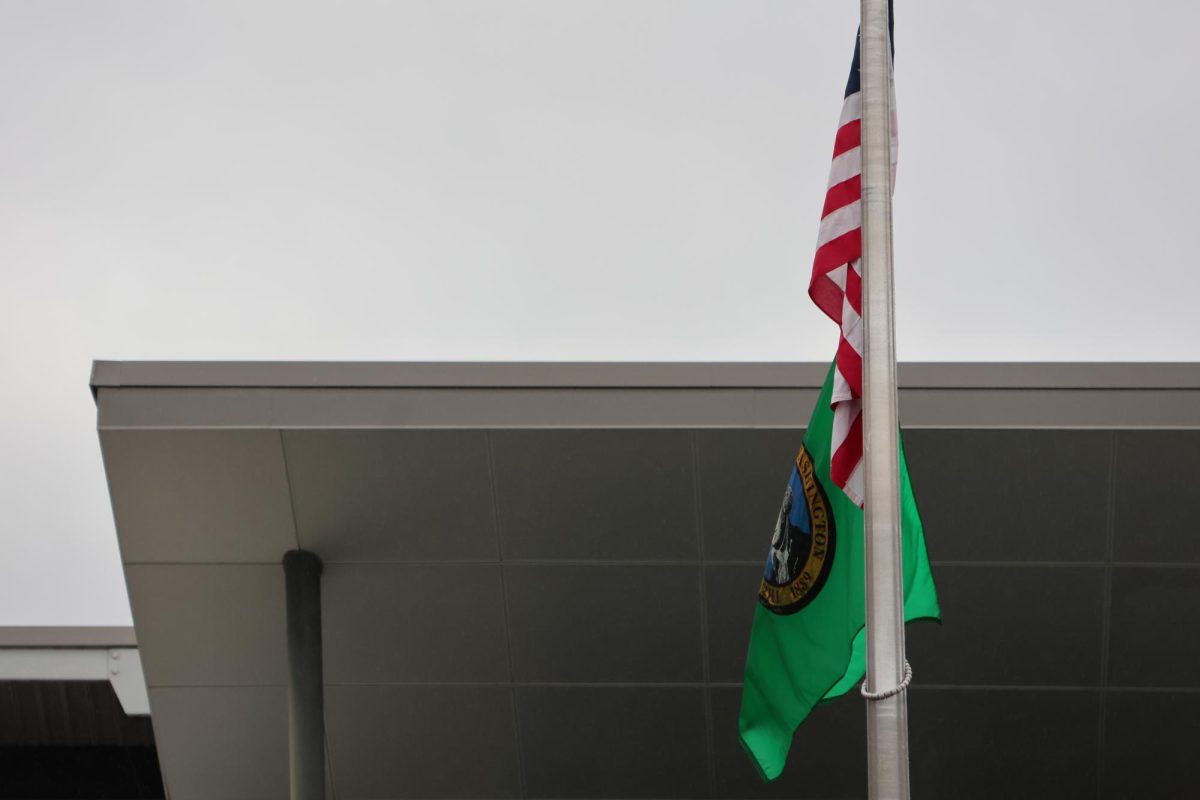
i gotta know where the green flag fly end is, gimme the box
[737,362,940,780]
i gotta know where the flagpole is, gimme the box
[858,0,911,798]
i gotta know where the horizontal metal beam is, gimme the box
[0,647,149,716]
[0,626,136,648]
[95,386,1200,431]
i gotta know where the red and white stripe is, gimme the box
[808,85,897,508]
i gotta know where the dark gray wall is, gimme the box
[287,427,1200,800]
[0,681,162,798]
[902,429,1200,800]
[94,422,1200,800]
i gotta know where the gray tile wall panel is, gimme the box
[125,565,286,688]
[1107,566,1200,687]
[504,565,703,683]
[704,564,765,683]
[283,430,498,561]
[908,688,1101,800]
[1102,691,1200,799]
[101,429,298,563]
[906,565,1105,686]
[321,564,510,684]
[492,430,697,560]
[326,685,522,799]
[902,430,1111,562]
[149,686,288,800]
[710,687,865,799]
[1113,430,1200,562]
[516,687,709,798]
[696,430,802,561]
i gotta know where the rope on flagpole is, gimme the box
[861,659,912,701]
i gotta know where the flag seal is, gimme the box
[758,446,837,615]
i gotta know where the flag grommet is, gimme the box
[860,659,912,701]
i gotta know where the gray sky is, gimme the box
[2,1,1198,625]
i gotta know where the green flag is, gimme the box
[738,362,940,780]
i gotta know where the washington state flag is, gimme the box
[737,363,940,780]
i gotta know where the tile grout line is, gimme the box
[916,683,1100,693]
[486,432,529,799]
[324,735,339,800]
[690,432,718,796]
[148,680,1200,692]
[1097,431,1118,799]
[929,559,1108,568]
[121,558,1200,568]
[280,430,336,797]
[276,431,304,553]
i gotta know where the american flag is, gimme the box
[807,12,896,508]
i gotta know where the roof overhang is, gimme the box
[90,361,1200,800]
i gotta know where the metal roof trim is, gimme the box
[0,627,137,648]
[89,360,1200,393]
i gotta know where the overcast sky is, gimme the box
[2,1,1199,626]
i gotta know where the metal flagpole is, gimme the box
[858,0,911,798]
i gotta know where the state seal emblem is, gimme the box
[758,445,836,615]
